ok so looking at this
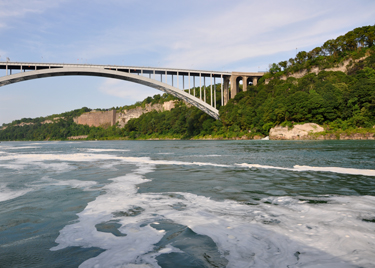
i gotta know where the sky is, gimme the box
[0,0,374,125]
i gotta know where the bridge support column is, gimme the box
[214,77,216,108]
[243,76,248,92]
[223,76,230,105]
[221,75,223,106]
[252,77,258,86]
[230,75,238,99]
[193,76,196,97]
[188,73,190,94]
[204,76,206,103]
[200,73,202,100]
[210,74,213,106]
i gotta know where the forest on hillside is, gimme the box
[1,25,374,141]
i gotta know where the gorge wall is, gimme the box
[116,100,176,128]
[73,110,116,128]
[73,100,177,128]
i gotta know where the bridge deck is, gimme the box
[0,62,235,77]
[0,62,264,78]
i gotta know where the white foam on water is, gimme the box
[1,146,41,150]
[294,165,375,176]
[35,162,75,172]
[51,163,166,268]
[0,163,27,170]
[50,160,375,267]
[238,163,375,176]
[6,151,373,177]
[0,184,33,202]
[86,149,130,152]
[0,152,231,171]
[254,195,375,267]
[192,154,222,157]
[34,177,98,191]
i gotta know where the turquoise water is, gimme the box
[0,140,374,267]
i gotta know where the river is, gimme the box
[0,140,374,267]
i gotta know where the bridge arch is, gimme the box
[0,67,220,119]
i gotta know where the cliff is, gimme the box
[73,100,177,128]
[73,110,116,128]
[116,100,176,127]
[1,117,65,130]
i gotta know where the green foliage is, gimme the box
[263,25,375,78]
[117,93,179,112]
[219,59,375,135]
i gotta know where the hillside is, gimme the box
[121,25,375,140]
[1,25,374,141]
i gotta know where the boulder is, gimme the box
[269,123,324,140]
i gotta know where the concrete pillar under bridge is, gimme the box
[228,72,263,100]
[223,76,230,106]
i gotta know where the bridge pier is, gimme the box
[223,76,230,105]
[243,76,248,92]
[228,72,263,100]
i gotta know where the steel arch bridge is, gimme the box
[0,62,264,120]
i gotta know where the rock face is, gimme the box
[116,100,176,128]
[269,123,324,140]
[73,101,177,128]
[68,135,88,140]
[74,110,116,128]
[339,133,375,140]
[265,55,369,84]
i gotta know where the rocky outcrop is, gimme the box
[339,133,375,140]
[270,123,375,140]
[74,110,116,128]
[0,117,66,130]
[116,100,177,127]
[72,101,178,128]
[67,135,88,140]
[269,123,324,140]
[310,132,375,140]
[265,55,370,84]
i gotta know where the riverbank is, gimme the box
[269,123,375,140]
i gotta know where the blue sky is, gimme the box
[0,0,374,125]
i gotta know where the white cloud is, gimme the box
[67,0,375,72]
[0,0,67,32]
[161,1,375,69]
[0,1,65,17]
[98,78,160,103]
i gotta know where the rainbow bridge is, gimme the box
[0,62,264,119]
